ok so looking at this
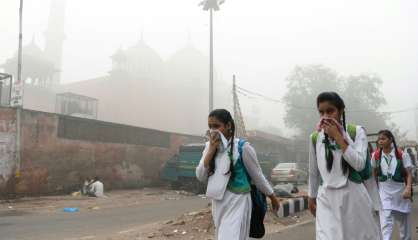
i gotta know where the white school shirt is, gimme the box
[308,126,382,211]
[196,139,274,200]
[308,126,368,197]
[371,149,412,213]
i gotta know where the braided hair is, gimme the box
[377,130,405,177]
[207,109,236,178]
[316,92,349,173]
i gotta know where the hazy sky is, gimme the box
[1,0,417,139]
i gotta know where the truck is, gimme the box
[161,144,206,194]
[160,143,279,193]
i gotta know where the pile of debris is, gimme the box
[119,205,311,240]
[138,208,214,240]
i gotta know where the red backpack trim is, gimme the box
[373,148,403,161]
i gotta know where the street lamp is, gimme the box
[199,0,225,112]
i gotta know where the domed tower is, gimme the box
[115,39,163,82]
[109,47,128,78]
[125,40,163,80]
[165,43,208,88]
[0,37,57,87]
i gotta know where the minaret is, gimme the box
[44,0,67,86]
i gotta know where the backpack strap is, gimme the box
[238,139,249,181]
[346,123,357,142]
[375,148,404,162]
[238,139,246,158]
[312,124,371,183]
[374,149,381,161]
[311,132,319,150]
[375,148,407,182]
[237,139,269,209]
[375,148,404,161]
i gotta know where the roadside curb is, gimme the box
[277,197,308,218]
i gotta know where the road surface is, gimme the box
[0,196,209,240]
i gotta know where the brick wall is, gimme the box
[0,107,204,195]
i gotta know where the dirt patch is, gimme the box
[105,206,312,240]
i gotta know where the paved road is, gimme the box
[267,192,418,240]
[1,184,416,240]
[0,196,210,240]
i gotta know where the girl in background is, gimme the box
[372,130,413,240]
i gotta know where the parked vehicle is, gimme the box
[160,144,206,194]
[271,162,307,185]
[161,143,279,193]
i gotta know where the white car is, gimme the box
[271,162,307,185]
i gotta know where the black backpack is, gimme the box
[238,139,268,238]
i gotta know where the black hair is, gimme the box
[207,109,236,178]
[94,176,100,182]
[378,130,401,159]
[316,92,348,173]
[377,129,408,180]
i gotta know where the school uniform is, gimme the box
[371,149,413,240]
[196,138,273,240]
[309,126,381,240]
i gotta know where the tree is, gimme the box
[283,65,340,138]
[283,65,391,139]
[341,74,388,134]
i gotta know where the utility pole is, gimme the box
[232,75,247,138]
[12,0,24,199]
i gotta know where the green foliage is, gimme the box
[283,65,391,138]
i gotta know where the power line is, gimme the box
[237,86,314,110]
[236,85,418,115]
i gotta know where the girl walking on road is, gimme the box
[372,130,413,240]
[196,109,279,240]
[308,92,381,240]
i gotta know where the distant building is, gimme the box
[0,38,58,88]
[0,0,226,136]
[0,0,66,88]
[61,40,211,135]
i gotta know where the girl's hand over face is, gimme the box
[322,120,342,140]
[208,131,221,152]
